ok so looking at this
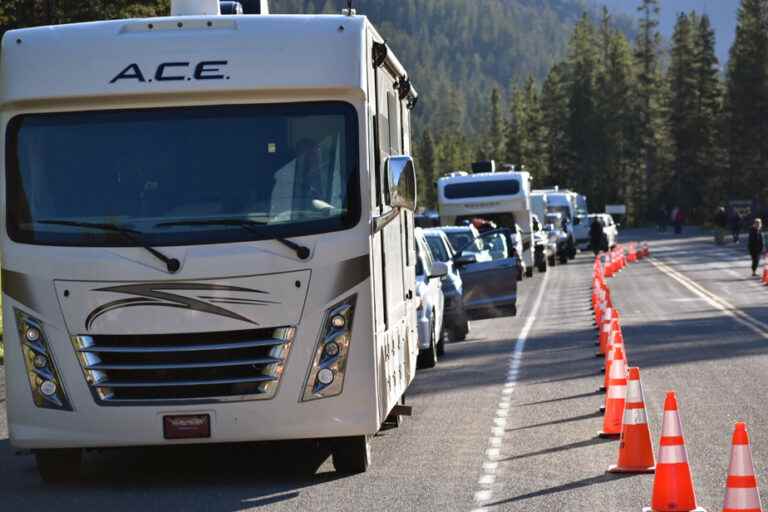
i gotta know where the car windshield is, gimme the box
[425,235,450,262]
[445,231,483,254]
[6,102,359,246]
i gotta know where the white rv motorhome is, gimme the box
[437,170,535,277]
[1,0,421,480]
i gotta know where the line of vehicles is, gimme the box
[0,0,620,482]
[410,165,621,371]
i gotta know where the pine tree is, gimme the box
[488,88,505,160]
[668,12,699,211]
[725,0,768,200]
[693,14,725,209]
[417,129,438,209]
[540,63,570,187]
[633,0,664,221]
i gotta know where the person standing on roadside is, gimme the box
[714,206,727,245]
[730,209,743,243]
[748,218,764,277]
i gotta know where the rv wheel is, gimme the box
[525,267,534,278]
[35,449,82,484]
[548,254,556,267]
[332,435,371,474]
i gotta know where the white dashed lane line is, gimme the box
[470,270,551,512]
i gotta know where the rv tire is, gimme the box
[332,436,371,474]
[35,449,82,484]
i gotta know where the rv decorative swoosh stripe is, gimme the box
[85,283,272,330]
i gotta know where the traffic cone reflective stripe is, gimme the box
[643,392,706,512]
[599,348,626,438]
[609,367,655,473]
[723,422,762,512]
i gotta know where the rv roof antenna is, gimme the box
[343,0,355,16]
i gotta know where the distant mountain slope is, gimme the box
[597,0,737,64]
[271,0,630,135]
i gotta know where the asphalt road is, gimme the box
[1,227,767,511]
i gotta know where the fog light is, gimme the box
[33,354,48,369]
[25,326,41,342]
[40,380,57,397]
[324,341,340,357]
[330,314,346,329]
[317,368,334,385]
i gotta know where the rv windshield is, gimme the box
[6,102,359,246]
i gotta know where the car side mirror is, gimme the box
[387,156,417,211]
[429,260,449,279]
[453,253,477,267]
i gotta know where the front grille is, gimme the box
[72,327,294,404]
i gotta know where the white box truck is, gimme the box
[1,0,421,480]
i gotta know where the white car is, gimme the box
[414,228,448,368]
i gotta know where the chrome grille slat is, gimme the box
[77,339,284,353]
[84,357,283,371]
[72,327,295,404]
[90,375,277,388]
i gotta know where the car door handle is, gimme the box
[405,290,413,300]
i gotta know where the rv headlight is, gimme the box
[14,309,72,411]
[301,296,356,401]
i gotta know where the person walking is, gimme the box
[730,209,743,243]
[589,216,604,256]
[714,206,727,245]
[748,218,764,277]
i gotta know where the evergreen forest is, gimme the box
[1,0,766,223]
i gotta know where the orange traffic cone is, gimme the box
[608,367,655,473]
[598,347,627,438]
[642,392,707,512]
[601,342,622,390]
[597,316,613,355]
[722,422,762,512]
[762,258,768,285]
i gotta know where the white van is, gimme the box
[1,0,420,479]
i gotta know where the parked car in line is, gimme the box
[545,212,571,264]
[423,228,470,341]
[446,228,520,320]
[532,214,555,272]
[414,228,448,368]
[441,225,493,263]
[588,213,619,251]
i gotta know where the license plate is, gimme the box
[163,414,210,440]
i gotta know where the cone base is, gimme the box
[642,508,706,512]
[607,464,654,474]
[597,430,621,439]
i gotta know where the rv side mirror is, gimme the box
[453,253,477,267]
[387,156,417,211]
[429,261,449,279]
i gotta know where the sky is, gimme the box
[597,0,739,64]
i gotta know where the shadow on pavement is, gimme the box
[0,438,344,511]
[483,472,638,507]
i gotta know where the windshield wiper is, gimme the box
[38,220,181,273]
[155,218,311,260]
